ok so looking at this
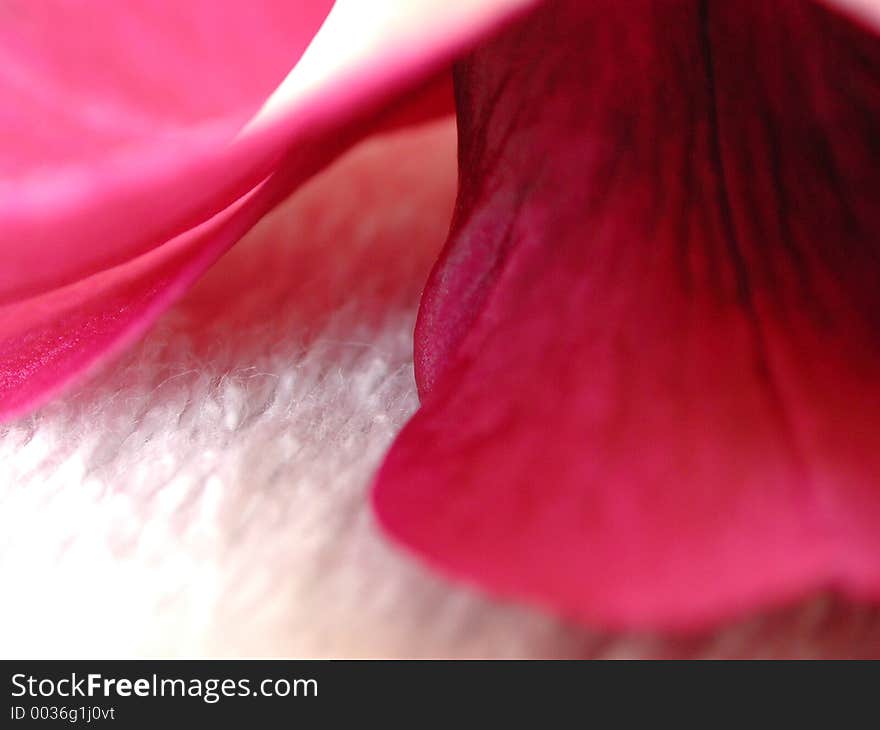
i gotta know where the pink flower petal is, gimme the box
[373,0,880,631]
[0,0,535,303]
[0,0,535,420]
[0,0,333,302]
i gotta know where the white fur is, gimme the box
[1,121,876,657]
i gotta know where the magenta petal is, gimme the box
[0,0,537,419]
[0,178,273,421]
[0,0,333,302]
[0,82,449,421]
[0,0,537,304]
[374,0,880,630]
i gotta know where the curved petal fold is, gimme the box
[374,0,880,630]
[0,0,534,419]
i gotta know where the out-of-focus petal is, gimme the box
[0,0,535,419]
[374,0,880,630]
[0,0,534,303]
[0,82,452,421]
[0,0,333,302]
[824,0,880,31]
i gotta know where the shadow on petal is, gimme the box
[374,0,880,632]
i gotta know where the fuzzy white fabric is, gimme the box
[1,120,878,658]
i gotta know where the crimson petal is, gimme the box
[374,0,880,630]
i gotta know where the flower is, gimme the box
[3,0,880,634]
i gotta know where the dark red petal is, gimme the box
[373,0,880,630]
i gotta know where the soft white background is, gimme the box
[1,119,878,657]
